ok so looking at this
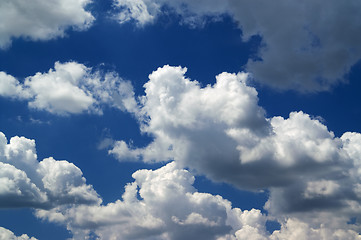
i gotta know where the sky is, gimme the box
[1,0,361,239]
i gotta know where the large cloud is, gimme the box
[0,131,100,209]
[0,61,137,115]
[112,0,361,91]
[36,162,361,240]
[108,65,361,230]
[34,162,266,239]
[0,0,94,49]
[0,227,37,240]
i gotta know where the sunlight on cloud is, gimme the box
[107,65,361,238]
[35,161,361,240]
[0,132,100,209]
[1,1,361,239]
[36,162,269,240]
[0,61,137,116]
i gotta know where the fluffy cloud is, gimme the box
[112,0,361,91]
[36,162,269,240]
[270,218,361,240]
[108,65,361,231]
[0,131,100,209]
[36,162,361,240]
[110,65,268,165]
[0,61,137,115]
[0,72,26,98]
[0,0,94,49]
[0,227,37,240]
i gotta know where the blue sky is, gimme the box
[1,0,361,239]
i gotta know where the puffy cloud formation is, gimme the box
[0,131,100,209]
[36,162,361,240]
[112,0,361,91]
[0,0,94,49]
[109,65,361,232]
[0,61,137,115]
[0,227,37,240]
[35,162,267,239]
[271,218,361,240]
[0,72,25,98]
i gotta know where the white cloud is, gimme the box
[110,65,268,165]
[0,131,100,209]
[107,65,361,232]
[0,227,37,240]
[0,72,25,98]
[0,0,94,49]
[23,62,96,115]
[0,61,137,116]
[35,162,361,240]
[112,0,361,91]
[270,218,361,240]
[36,162,269,240]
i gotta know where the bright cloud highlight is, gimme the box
[0,61,136,115]
[36,161,361,240]
[109,65,361,234]
[0,131,100,209]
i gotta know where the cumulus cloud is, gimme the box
[36,162,361,240]
[0,72,26,98]
[0,0,94,49]
[108,65,361,231]
[270,218,361,240]
[36,162,269,240]
[112,0,361,91]
[0,131,100,209]
[0,61,137,115]
[0,227,37,240]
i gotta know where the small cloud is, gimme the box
[97,137,115,150]
[29,117,50,125]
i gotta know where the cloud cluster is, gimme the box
[36,162,361,240]
[109,65,361,231]
[0,131,100,209]
[0,61,136,115]
[37,162,266,239]
[0,227,37,240]
[112,0,361,91]
[0,0,94,49]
